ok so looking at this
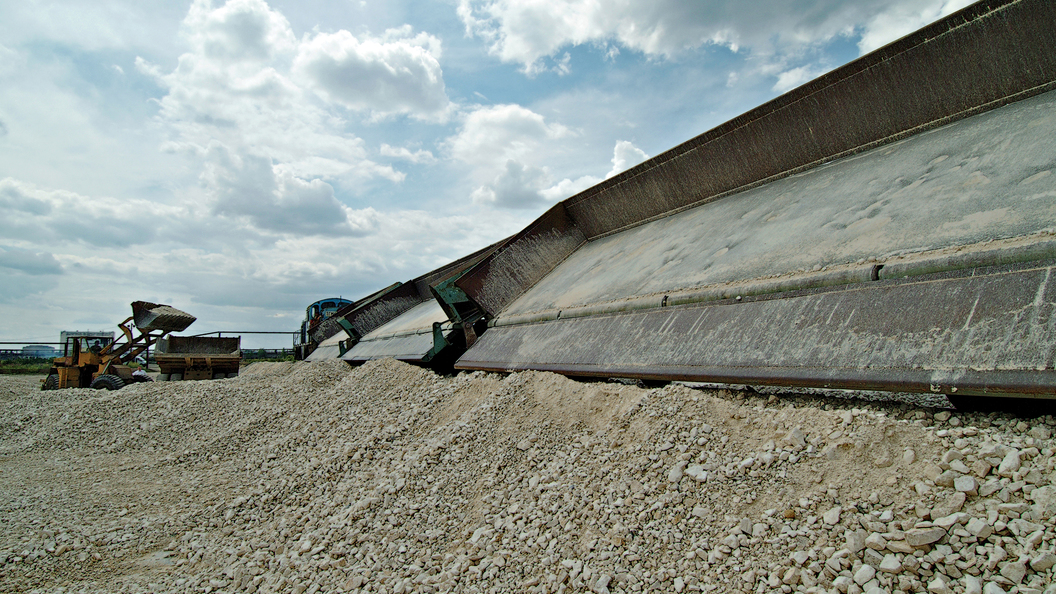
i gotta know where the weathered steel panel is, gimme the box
[359,300,448,339]
[497,89,1056,320]
[454,203,586,317]
[458,266,1056,397]
[310,282,400,344]
[304,331,347,362]
[343,331,446,364]
[341,301,452,363]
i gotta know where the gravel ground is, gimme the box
[0,360,1054,594]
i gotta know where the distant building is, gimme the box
[60,330,114,345]
[22,345,58,359]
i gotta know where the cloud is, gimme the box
[0,247,62,302]
[450,107,649,208]
[471,160,550,209]
[607,140,648,178]
[446,104,577,208]
[201,144,380,237]
[536,139,648,202]
[137,0,446,238]
[380,144,437,164]
[857,0,975,54]
[294,27,451,120]
[457,0,809,71]
[447,106,652,208]
[0,246,63,276]
[183,0,296,64]
[447,104,569,171]
[0,178,159,248]
[772,64,830,93]
[458,0,971,82]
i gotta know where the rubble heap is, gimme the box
[1,359,1054,594]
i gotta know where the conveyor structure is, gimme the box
[447,0,1056,399]
[306,239,508,364]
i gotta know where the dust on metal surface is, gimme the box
[357,300,448,340]
[498,90,1056,320]
[342,328,448,363]
[454,204,585,317]
[310,282,401,344]
[459,264,1056,397]
[342,300,453,362]
[157,336,240,356]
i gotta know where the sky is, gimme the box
[0,0,974,349]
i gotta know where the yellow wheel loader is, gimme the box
[42,301,197,391]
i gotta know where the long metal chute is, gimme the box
[452,0,1056,398]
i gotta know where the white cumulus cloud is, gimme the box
[458,0,975,87]
[380,144,437,164]
[184,0,296,64]
[136,0,456,239]
[200,145,380,237]
[447,105,648,208]
[446,104,570,172]
[857,0,976,54]
[607,140,649,178]
[294,27,451,121]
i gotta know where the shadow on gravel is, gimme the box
[949,395,1056,417]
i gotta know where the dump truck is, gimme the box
[155,335,241,381]
[43,301,196,390]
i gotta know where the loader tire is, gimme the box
[42,374,59,391]
[89,374,125,391]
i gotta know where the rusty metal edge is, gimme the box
[456,264,1056,399]
[453,359,1055,400]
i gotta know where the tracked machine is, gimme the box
[42,301,240,391]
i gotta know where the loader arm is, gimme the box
[98,303,197,375]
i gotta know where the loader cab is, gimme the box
[306,298,352,322]
[68,337,110,356]
[300,298,352,337]
[62,336,106,363]
[295,298,353,359]
[50,335,113,388]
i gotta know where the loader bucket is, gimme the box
[131,301,197,333]
[452,0,1056,399]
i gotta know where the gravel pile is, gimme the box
[1,360,1054,594]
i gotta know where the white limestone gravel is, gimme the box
[1,360,1055,594]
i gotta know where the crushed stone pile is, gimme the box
[1,360,1055,594]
